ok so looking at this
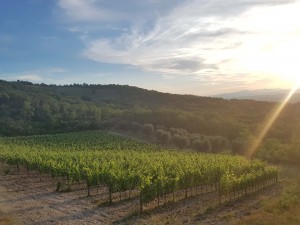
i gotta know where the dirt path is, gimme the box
[119,182,281,225]
[0,165,282,225]
[0,184,18,225]
[0,166,140,225]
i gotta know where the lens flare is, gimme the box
[246,83,299,159]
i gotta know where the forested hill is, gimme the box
[0,80,299,149]
[0,79,273,111]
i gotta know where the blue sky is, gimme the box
[1,0,300,95]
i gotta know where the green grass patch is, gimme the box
[233,166,300,225]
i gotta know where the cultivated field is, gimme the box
[0,131,280,224]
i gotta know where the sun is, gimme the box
[243,45,300,158]
[275,62,300,90]
[284,74,300,89]
[272,39,300,88]
[229,1,300,90]
[237,36,300,89]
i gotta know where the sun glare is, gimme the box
[245,83,299,159]
[239,1,300,157]
[238,36,300,89]
[242,38,300,158]
[232,2,300,89]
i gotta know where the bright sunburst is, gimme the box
[238,37,300,89]
[245,82,299,159]
[231,1,300,90]
[239,3,300,157]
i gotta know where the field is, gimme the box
[0,131,281,224]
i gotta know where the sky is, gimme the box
[1,0,300,96]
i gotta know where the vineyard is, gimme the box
[0,131,278,213]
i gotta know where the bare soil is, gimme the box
[0,165,282,225]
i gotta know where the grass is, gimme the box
[233,165,300,225]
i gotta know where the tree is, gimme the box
[232,138,246,156]
[142,123,154,136]
[210,136,228,153]
[172,134,190,149]
[117,120,129,131]
[130,121,142,133]
[192,138,211,152]
[170,128,188,136]
[156,129,171,144]
[254,138,288,163]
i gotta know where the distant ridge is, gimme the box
[214,89,300,103]
[1,79,300,141]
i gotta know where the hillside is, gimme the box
[1,79,300,163]
[0,80,299,225]
[214,89,300,103]
[0,79,277,137]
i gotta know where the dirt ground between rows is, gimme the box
[0,165,282,225]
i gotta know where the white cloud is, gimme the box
[0,68,67,83]
[16,74,42,82]
[0,69,108,86]
[58,0,300,87]
[57,0,183,23]
[57,0,113,22]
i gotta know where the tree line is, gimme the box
[115,120,229,153]
[1,80,299,164]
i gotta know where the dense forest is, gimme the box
[0,79,299,164]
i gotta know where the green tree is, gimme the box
[142,123,154,136]
[156,129,171,144]
[172,134,190,149]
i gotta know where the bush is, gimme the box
[172,134,190,149]
[189,133,201,144]
[254,138,288,163]
[117,120,130,131]
[232,138,247,155]
[192,138,211,152]
[210,136,228,153]
[156,129,171,144]
[130,121,142,133]
[142,123,154,136]
[169,127,187,136]
[155,124,166,131]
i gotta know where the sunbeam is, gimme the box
[246,82,300,159]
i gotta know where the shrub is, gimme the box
[169,127,188,136]
[130,121,142,133]
[172,134,190,149]
[189,133,201,143]
[142,123,154,136]
[155,124,166,131]
[232,138,246,155]
[210,136,228,153]
[156,129,171,144]
[117,120,130,131]
[192,138,212,152]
